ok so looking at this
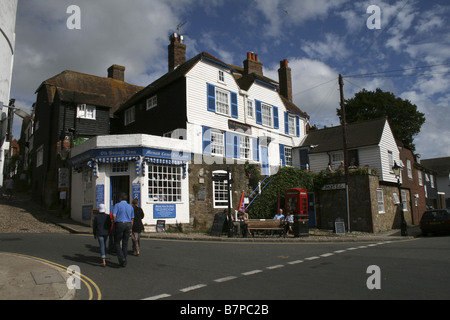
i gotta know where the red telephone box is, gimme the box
[285,188,309,237]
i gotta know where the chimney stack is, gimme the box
[108,64,125,81]
[278,59,292,102]
[244,52,263,76]
[168,33,186,72]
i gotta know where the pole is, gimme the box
[339,74,351,233]
[227,166,233,238]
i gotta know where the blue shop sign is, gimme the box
[154,204,176,219]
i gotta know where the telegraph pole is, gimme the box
[339,74,351,233]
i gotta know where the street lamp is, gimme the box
[392,161,407,236]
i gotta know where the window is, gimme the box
[213,170,231,208]
[377,189,385,213]
[430,175,435,188]
[418,170,423,186]
[36,145,44,168]
[388,151,394,172]
[261,103,272,127]
[401,190,408,211]
[218,70,225,82]
[124,106,135,125]
[288,115,295,136]
[407,159,412,179]
[247,99,254,118]
[216,88,230,115]
[77,104,96,120]
[111,162,128,173]
[146,95,157,110]
[240,136,251,160]
[211,130,225,156]
[285,147,292,166]
[148,164,182,203]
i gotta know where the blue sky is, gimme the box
[11,0,450,159]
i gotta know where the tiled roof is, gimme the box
[37,70,144,114]
[302,118,388,153]
[115,51,309,118]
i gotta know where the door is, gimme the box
[308,193,316,227]
[261,147,269,176]
[110,176,130,212]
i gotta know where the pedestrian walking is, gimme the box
[131,199,145,256]
[112,193,134,267]
[93,204,111,267]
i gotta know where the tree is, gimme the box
[337,88,425,151]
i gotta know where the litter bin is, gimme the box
[293,214,309,237]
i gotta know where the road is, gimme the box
[1,233,449,302]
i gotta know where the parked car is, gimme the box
[420,209,450,236]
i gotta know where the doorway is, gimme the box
[110,176,130,210]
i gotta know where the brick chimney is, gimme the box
[244,52,263,76]
[107,64,125,81]
[278,59,292,102]
[168,33,186,72]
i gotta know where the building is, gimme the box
[421,157,448,209]
[32,66,143,208]
[296,118,409,232]
[69,33,310,229]
[0,0,18,186]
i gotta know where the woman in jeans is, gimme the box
[93,204,112,267]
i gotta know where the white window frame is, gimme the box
[285,146,292,166]
[210,130,225,156]
[247,99,254,118]
[418,170,423,186]
[215,88,230,116]
[407,159,412,179]
[240,136,251,160]
[430,174,435,188]
[124,106,136,126]
[146,95,157,110]
[212,170,231,208]
[377,188,385,213]
[148,164,183,203]
[288,114,296,136]
[218,70,225,83]
[261,103,273,127]
[388,151,394,173]
[36,145,44,168]
[77,104,96,120]
[401,190,408,212]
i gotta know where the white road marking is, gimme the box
[143,293,171,300]
[266,265,284,270]
[242,270,263,276]
[214,276,237,283]
[179,284,207,293]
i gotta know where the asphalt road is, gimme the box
[1,233,449,302]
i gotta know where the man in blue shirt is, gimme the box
[113,193,134,267]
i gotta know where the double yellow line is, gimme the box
[0,252,101,300]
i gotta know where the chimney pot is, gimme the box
[244,52,263,76]
[168,33,186,72]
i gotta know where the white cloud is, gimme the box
[301,33,352,61]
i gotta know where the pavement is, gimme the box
[0,216,423,300]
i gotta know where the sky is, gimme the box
[10,0,450,159]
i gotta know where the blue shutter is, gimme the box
[207,83,216,112]
[202,126,211,154]
[284,112,289,135]
[231,92,238,118]
[225,132,234,158]
[273,106,279,129]
[296,116,300,137]
[234,134,240,158]
[253,138,259,161]
[255,100,262,124]
[280,144,286,166]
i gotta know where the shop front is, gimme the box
[69,134,192,229]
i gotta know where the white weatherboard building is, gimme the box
[0,0,18,185]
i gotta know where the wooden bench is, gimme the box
[247,219,286,237]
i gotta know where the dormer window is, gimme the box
[77,104,96,120]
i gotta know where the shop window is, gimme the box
[148,164,182,202]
